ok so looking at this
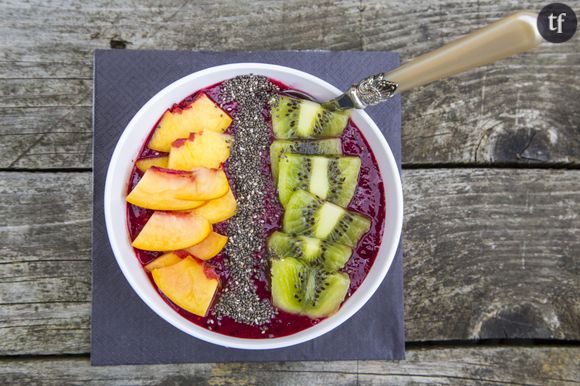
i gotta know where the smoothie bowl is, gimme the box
[104,63,403,350]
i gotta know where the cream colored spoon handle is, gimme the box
[387,11,542,93]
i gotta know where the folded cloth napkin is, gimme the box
[92,50,404,365]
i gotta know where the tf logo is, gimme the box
[537,3,577,43]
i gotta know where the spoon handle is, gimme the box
[347,11,542,108]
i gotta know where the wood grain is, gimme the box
[0,346,577,385]
[0,0,578,169]
[0,172,91,354]
[1,169,577,355]
[404,168,580,342]
[0,172,91,264]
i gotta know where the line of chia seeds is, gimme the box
[212,75,279,326]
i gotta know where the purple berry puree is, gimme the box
[125,77,386,339]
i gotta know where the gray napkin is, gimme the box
[92,50,404,365]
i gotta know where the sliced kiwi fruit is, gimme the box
[270,139,342,182]
[271,96,350,139]
[271,257,350,319]
[270,257,305,314]
[268,231,352,272]
[278,154,361,208]
[302,269,350,319]
[283,190,371,248]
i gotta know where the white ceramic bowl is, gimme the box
[104,63,403,350]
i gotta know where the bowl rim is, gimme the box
[104,62,403,350]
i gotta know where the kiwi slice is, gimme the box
[270,257,305,314]
[302,269,350,319]
[271,257,350,319]
[283,190,371,247]
[270,139,342,182]
[268,231,352,272]
[278,154,361,208]
[271,96,350,139]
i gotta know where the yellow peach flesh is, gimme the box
[126,167,228,210]
[152,256,219,317]
[168,131,233,170]
[135,156,169,173]
[191,189,237,223]
[148,93,232,152]
[144,252,183,271]
[184,232,228,260]
[132,211,211,251]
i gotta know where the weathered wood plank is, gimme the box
[0,169,578,354]
[0,303,90,356]
[0,0,578,168]
[0,347,577,385]
[0,106,92,169]
[0,79,91,108]
[404,168,580,341]
[0,172,91,263]
[363,0,580,165]
[0,260,89,305]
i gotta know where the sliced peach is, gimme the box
[168,131,233,170]
[144,251,184,271]
[132,211,211,251]
[191,189,237,223]
[127,167,207,210]
[126,192,204,212]
[135,156,169,173]
[173,167,229,201]
[152,256,219,317]
[184,232,228,260]
[148,93,232,152]
[126,167,228,210]
[167,138,195,171]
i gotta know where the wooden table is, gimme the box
[1,0,579,384]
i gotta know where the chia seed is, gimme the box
[212,75,279,326]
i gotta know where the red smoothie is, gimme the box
[126,78,386,339]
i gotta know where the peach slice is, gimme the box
[132,211,211,251]
[172,167,230,201]
[144,251,185,271]
[126,167,228,210]
[135,156,169,173]
[191,189,237,223]
[168,131,233,170]
[148,93,232,152]
[152,256,219,317]
[184,232,228,260]
[126,191,204,212]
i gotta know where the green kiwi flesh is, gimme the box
[270,138,342,182]
[267,231,352,272]
[270,257,304,314]
[283,190,371,248]
[303,269,350,319]
[277,154,361,207]
[271,257,350,319]
[271,96,350,139]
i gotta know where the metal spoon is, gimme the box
[283,11,542,111]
